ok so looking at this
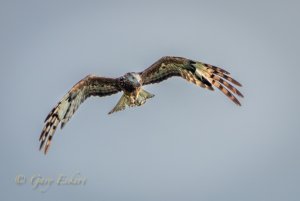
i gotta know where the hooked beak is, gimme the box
[135,82,142,88]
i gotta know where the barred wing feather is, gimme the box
[39,75,120,154]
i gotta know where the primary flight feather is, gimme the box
[39,56,243,154]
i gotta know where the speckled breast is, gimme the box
[119,77,137,93]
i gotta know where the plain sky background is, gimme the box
[0,0,299,200]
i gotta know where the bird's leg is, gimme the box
[130,96,135,105]
[134,90,144,106]
[126,90,138,107]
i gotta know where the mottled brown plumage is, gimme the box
[39,56,243,154]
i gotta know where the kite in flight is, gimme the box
[39,56,243,154]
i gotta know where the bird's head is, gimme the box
[124,72,142,87]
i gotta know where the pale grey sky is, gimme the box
[1,0,299,200]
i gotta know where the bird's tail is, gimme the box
[138,88,155,102]
[108,89,154,114]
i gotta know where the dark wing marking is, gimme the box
[39,75,121,154]
[140,56,243,105]
[139,56,183,85]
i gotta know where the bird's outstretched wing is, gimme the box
[39,75,121,154]
[140,56,243,105]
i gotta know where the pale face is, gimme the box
[125,72,142,87]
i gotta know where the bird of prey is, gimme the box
[39,56,243,154]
